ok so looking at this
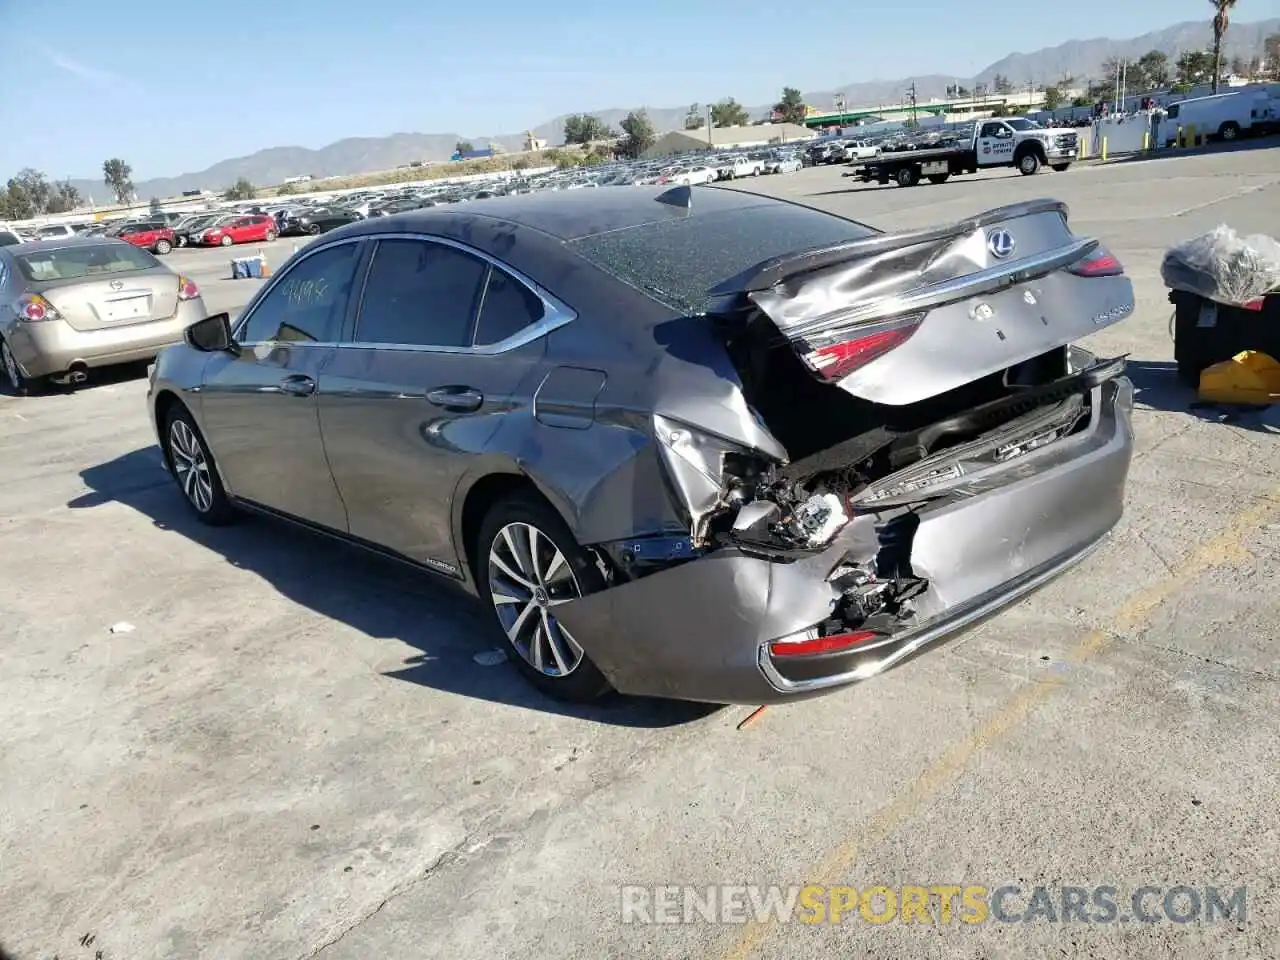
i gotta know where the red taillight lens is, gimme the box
[177,276,200,300]
[17,294,58,322]
[1067,246,1124,278]
[769,630,881,658]
[1241,297,1266,312]
[800,315,922,381]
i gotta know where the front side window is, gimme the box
[354,239,487,348]
[237,242,360,344]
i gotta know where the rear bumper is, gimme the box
[7,299,207,377]
[555,376,1134,705]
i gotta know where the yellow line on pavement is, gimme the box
[719,489,1280,960]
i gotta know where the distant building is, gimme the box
[524,131,548,152]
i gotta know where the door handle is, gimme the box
[426,386,483,412]
[278,374,316,397]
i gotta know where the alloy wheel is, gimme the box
[487,521,585,677]
[1,341,19,389]
[169,419,214,513]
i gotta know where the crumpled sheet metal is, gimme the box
[1161,225,1280,306]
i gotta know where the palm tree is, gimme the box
[1210,0,1238,93]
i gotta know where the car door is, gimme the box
[976,121,1015,165]
[317,235,557,572]
[197,238,365,531]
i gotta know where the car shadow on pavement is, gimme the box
[68,446,720,728]
[1126,359,1278,433]
[0,359,149,397]
[806,179,961,197]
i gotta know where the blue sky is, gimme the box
[1,0,1274,180]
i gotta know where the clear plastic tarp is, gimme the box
[1161,225,1280,306]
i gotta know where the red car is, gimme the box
[117,222,176,255]
[197,214,278,247]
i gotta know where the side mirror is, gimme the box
[185,312,240,355]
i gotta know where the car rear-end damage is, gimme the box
[553,198,1135,704]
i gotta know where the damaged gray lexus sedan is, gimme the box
[147,186,1135,705]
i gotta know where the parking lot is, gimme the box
[2,147,1278,959]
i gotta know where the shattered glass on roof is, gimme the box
[569,203,875,313]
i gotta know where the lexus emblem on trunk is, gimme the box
[987,230,1015,259]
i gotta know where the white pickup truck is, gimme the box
[842,140,880,161]
[850,117,1078,187]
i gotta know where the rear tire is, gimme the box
[0,337,39,396]
[476,493,612,703]
[154,239,172,255]
[896,166,919,187]
[1017,151,1042,176]
[1051,163,1072,172]
[1219,121,1240,141]
[163,404,237,525]
[265,229,277,242]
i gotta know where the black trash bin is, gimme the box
[1170,289,1280,387]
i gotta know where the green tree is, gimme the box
[102,158,133,204]
[683,103,704,130]
[44,180,82,214]
[225,177,256,201]
[1176,49,1214,86]
[1137,49,1170,89]
[992,73,1014,94]
[1265,34,1280,78]
[562,114,613,145]
[455,140,474,154]
[1042,86,1064,111]
[1071,95,1092,107]
[276,182,297,196]
[617,109,656,159]
[149,196,162,216]
[1209,0,1239,93]
[773,86,807,125]
[710,98,749,127]
[6,169,52,217]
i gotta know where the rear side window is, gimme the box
[569,203,875,313]
[355,239,487,347]
[0,231,21,247]
[14,243,160,281]
[474,267,545,346]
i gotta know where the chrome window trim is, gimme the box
[341,232,575,356]
[231,231,574,356]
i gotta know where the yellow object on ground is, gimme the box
[1198,350,1280,405]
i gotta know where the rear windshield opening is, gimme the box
[15,243,161,282]
[569,203,877,313]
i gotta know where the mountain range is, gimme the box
[62,16,1280,203]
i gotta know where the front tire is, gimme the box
[896,166,919,187]
[265,229,277,242]
[220,235,234,247]
[1219,121,1240,141]
[163,405,237,525]
[1017,151,1042,176]
[476,494,612,703]
[307,224,322,235]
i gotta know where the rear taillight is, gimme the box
[1067,245,1124,278]
[799,315,923,381]
[16,293,59,322]
[177,276,200,300]
[1241,297,1266,312]
[768,629,881,658]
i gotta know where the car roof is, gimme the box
[335,185,787,243]
[1,235,134,253]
